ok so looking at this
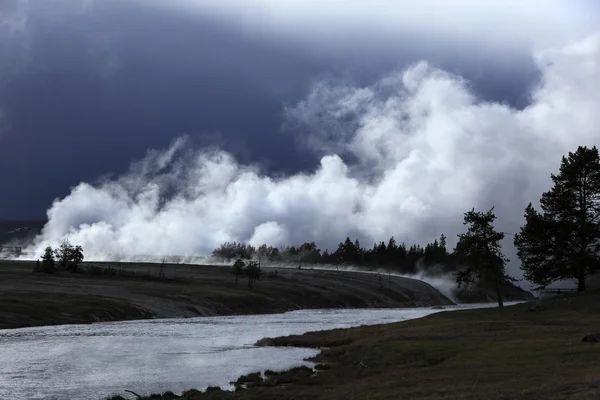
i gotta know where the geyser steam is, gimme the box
[28,33,600,271]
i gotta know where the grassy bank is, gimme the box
[0,292,153,330]
[113,292,600,400]
[0,260,455,329]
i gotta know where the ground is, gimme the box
[116,291,600,400]
[0,260,456,329]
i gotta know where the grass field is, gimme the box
[115,292,600,400]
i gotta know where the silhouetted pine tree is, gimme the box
[515,146,600,291]
[455,207,513,307]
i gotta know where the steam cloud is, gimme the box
[28,33,600,275]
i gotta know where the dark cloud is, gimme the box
[0,0,325,218]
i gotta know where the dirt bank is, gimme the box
[0,260,453,329]
[119,291,600,400]
[455,279,536,303]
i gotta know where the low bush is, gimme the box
[32,259,54,274]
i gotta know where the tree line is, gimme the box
[213,145,600,303]
[212,234,456,275]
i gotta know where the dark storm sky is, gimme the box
[0,0,594,219]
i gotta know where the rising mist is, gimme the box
[23,33,600,280]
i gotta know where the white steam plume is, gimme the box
[28,33,600,277]
[299,263,460,303]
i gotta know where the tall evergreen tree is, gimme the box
[439,234,447,252]
[386,237,398,265]
[454,207,512,307]
[515,146,600,291]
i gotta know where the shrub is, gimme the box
[55,240,84,273]
[33,246,56,274]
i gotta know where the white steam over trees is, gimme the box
[213,144,600,298]
[25,33,600,285]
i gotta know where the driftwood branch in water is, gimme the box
[124,390,143,399]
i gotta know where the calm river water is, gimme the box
[0,303,506,400]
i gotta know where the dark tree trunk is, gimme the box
[494,275,504,307]
[486,244,504,308]
[492,262,504,308]
[577,270,586,292]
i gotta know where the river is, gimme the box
[0,303,507,400]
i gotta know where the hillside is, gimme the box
[455,279,536,303]
[0,260,454,329]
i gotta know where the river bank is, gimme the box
[4,307,479,399]
[116,292,600,400]
[0,260,456,329]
